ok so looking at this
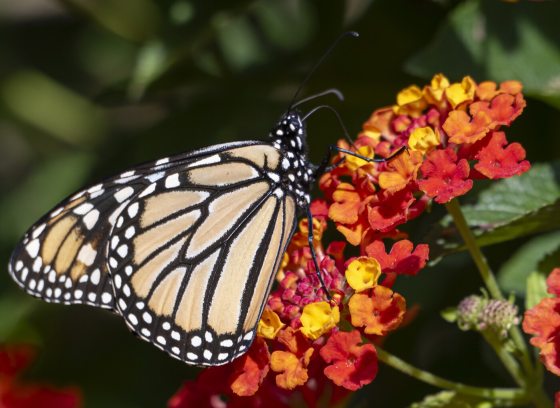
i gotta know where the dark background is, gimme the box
[0,0,559,406]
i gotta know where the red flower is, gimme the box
[365,239,429,276]
[230,338,271,396]
[474,131,531,179]
[523,268,560,377]
[319,330,378,391]
[367,189,419,232]
[469,93,525,128]
[348,286,406,336]
[418,148,473,203]
[0,345,81,408]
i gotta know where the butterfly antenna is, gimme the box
[292,88,344,108]
[288,31,359,112]
[303,104,354,146]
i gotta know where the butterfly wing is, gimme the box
[8,174,154,309]
[8,140,264,310]
[108,143,296,366]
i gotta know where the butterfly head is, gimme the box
[269,111,307,153]
[268,111,314,208]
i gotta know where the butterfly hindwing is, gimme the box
[8,175,154,309]
[108,144,297,365]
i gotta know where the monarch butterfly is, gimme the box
[8,33,402,366]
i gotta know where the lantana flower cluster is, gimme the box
[321,74,529,249]
[169,74,529,407]
[0,344,81,408]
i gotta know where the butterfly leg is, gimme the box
[313,145,407,178]
[306,206,332,300]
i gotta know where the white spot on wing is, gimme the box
[165,173,180,188]
[188,154,221,168]
[220,339,233,347]
[32,224,46,239]
[145,172,164,183]
[83,209,100,230]
[25,239,40,258]
[139,184,156,198]
[90,268,101,285]
[128,202,139,218]
[77,244,97,267]
[114,187,134,203]
[87,184,103,194]
[74,203,94,215]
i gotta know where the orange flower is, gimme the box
[230,337,271,396]
[270,328,314,390]
[270,350,314,390]
[349,285,406,335]
[443,109,492,144]
[378,149,423,193]
[328,183,362,225]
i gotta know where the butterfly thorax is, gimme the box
[268,112,313,208]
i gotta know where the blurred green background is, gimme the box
[0,0,559,406]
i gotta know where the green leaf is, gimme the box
[538,245,560,275]
[410,391,494,408]
[498,231,560,295]
[0,70,107,147]
[525,271,549,310]
[405,0,560,109]
[427,162,560,261]
[60,0,161,42]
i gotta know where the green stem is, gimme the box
[445,199,534,376]
[445,199,503,300]
[377,347,529,405]
[482,332,526,387]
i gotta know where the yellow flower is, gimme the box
[395,85,427,117]
[424,73,450,104]
[345,256,382,292]
[446,76,476,108]
[257,308,285,339]
[408,126,440,154]
[300,301,340,340]
[397,85,423,106]
[345,145,374,171]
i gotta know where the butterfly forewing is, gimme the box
[7,141,264,310]
[107,143,297,365]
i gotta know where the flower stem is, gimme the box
[482,332,526,387]
[445,199,534,376]
[377,347,529,404]
[445,199,503,300]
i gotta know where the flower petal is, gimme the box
[345,257,382,292]
[300,301,340,340]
